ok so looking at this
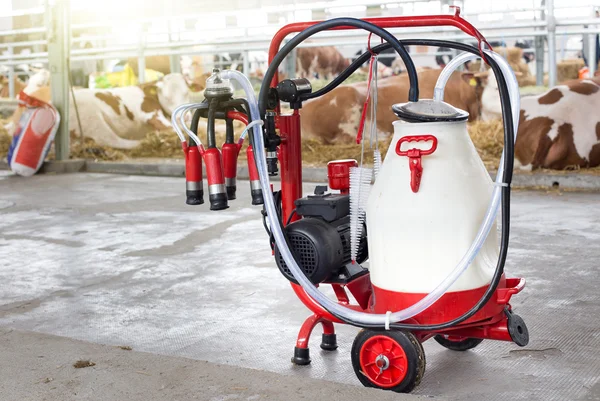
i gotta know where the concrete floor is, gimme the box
[0,327,419,401]
[0,171,599,401]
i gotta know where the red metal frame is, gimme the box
[267,10,524,363]
[268,7,490,88]
[277,110,303,223]
[295,313,335,349]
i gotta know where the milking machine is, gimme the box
[172,70,264,209]
[173,7,529,394]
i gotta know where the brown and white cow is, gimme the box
[296,46,350,80]
[479,70,600,169]
[514,77,600,170]
[300,68,482,144]
[5,72,199,149]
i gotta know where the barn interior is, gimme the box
[1,1,600,400]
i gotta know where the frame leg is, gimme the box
[292,314,337,365]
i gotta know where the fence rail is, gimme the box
[0,4,598,103]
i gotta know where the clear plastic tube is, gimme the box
[239,120,264,142]
[227,57,519,325]
[171,103,209,145]
[433,52,479,102]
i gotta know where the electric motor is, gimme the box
[275,188,368,284]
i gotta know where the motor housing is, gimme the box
[275,188,368,284]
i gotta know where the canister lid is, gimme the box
[392,99,469,123]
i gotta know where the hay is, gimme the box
[125,129,182,159]
[301,121,504,168]
[0,128,10,159]
[70,136,125,161]
[557,59,584,83]
[467,120,504,169]
[301,138,391,166]
[124,125,242,160]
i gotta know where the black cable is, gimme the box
[286,209,297,226]
[263,39,516,332]
[225,118,234,144]
[189,106,207,147]
[206,98,218,149]
[301,40,480,101]
[258,17,419,116]
[301,42,397,101]
[262,190,283,250]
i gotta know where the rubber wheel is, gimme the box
[434,335,484,351]
[351,330,426,393]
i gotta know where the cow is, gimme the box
[468,47,535,87]
[5,71,199,149]
[478,70,600,170]
[478,70,503,122]
[514,77,600,170]
[296,46,350,79]
[300,68,482,144]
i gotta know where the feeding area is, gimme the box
[1,1,599,401]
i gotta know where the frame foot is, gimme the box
[292,347,311,365]
[320,333,338,351]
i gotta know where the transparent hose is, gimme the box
[171,103,209,146]
[239,120,264,142]
[229,55,519,325]
[433,52,479,102]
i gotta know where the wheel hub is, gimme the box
[359,335,409,388]
[375,354,390,371]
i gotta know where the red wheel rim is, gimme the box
[359,335,408,388]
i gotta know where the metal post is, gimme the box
[285,40,296,79]
[137,30,146,83]
[47,0,71,161]
[590,32,597,76]
[547,0,557,86]
[169,55,181,74]
[535,0,546,86]
[535,36,545,86]
[7,46,15,98]
[242,50,250,75]
[582,28,590,63]
[8,66,15,98]
[168,18,181,74]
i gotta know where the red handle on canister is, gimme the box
[327,159,358,194]
[203,147,228,210]
[395,135,438,193]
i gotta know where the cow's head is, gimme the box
[473,69,523,120]
[155,73,203,116]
